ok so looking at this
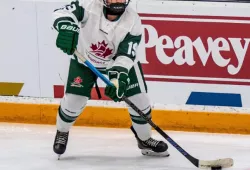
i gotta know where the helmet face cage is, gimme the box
[103,0,130,7]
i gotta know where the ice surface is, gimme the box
[0,123,249,170]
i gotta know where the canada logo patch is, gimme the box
[71,76,83,88]
[90,40,113,59]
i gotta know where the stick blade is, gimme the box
[199,158,234,169]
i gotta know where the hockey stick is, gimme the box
[74,50,234,170]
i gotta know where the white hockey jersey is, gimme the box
[53,0,142,73]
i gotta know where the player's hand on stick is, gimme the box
[105,67,130,102]
[56,21,79,55]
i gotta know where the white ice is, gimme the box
[0,123,249,170]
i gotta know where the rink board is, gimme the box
[1,0,250,107]
[0,101,250,134]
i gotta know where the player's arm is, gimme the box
[53,0,86,30]
[105,16,142,102]
[111,14,142,74]
[52,0,86,55]
[112,33,141,73]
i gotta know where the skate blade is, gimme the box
[141,149,170,157]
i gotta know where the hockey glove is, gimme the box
[56,21,80,55]
[105,67,130,102]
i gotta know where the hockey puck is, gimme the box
[211,166,222,170]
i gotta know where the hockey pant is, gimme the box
[56,59,152,141]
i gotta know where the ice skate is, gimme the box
[53,130,69,159]
[131,126,170,157]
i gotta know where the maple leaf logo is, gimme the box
[71,76,83,88]
[90,40,113,58]
[74,76,82,84]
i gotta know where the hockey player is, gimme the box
[52,0,169,157]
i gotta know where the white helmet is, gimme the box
[103,0,130,15]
